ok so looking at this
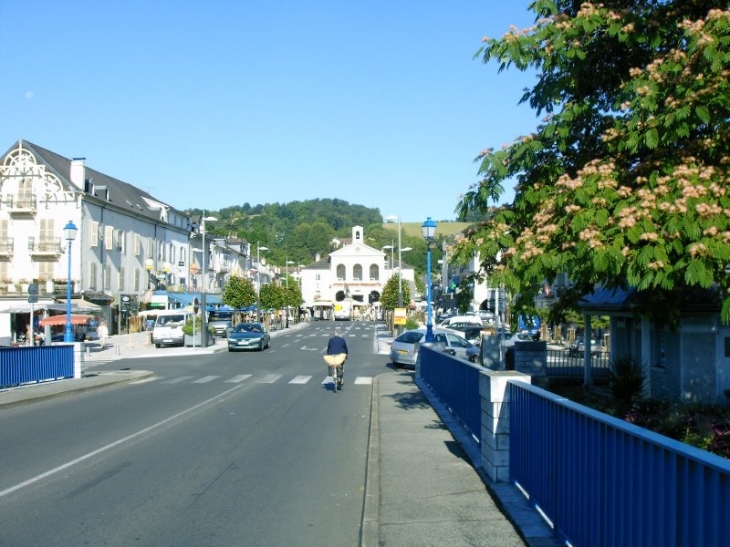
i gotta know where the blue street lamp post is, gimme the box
[422,217,436,342]
[63,220,78,343]
[199,214,217,348]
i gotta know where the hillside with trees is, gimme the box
[187,198,470,274]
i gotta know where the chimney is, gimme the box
[70,158,86,190]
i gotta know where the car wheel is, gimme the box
[155,343,160,348]
[469,355,478,363]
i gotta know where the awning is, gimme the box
[39,314,94,327]
[0,301,60,313]
[166,292,222,307]
[54,298,102,312]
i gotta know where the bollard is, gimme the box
[116,345,121,356]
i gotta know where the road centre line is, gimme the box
[0,384,244,499]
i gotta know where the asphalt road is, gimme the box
[0,321,386,547]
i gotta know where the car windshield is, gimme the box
[235,323,263,333]
[395,331,424,344]
[209,311,233,322]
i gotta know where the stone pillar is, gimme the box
[479,369,531,482]
[73,341,85,379]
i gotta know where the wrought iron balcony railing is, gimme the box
[28,236,62,255]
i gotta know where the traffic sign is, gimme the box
[27,283,39,296]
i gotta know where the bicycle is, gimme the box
[323,354,346,393]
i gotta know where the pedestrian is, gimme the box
[98,320,109,349]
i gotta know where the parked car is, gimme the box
[500,332,534,348]
[390,328,480,367]
[444,325,484,346]
[152,310,193,348]
[227,322,270,352]
[568,339,602,357]
[208,309,234,337]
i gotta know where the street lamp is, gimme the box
[145,258,154,289]
[63,220,78,343]
[422,217,437,342]
[285,259,294,328]
[256,244,269,322]
[381,243,394,270]
[200,213,218,348]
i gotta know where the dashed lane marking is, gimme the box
[289,375,312,384]
[192,375,220,384]
[225,374,252,383]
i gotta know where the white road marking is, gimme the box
[354,377,373,385]
[163,376,195,384]
[289,375,312,384]
[192,375,220,384]
[225,374,252,383]
[257,374,282,384]
[129,377,159,385]
[0,384,244,499]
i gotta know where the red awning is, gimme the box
[39,314,93,327]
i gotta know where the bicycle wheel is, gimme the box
[330,366,338,393]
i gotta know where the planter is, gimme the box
[184,331,216,347]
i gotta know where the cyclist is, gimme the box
[326,328,349,387]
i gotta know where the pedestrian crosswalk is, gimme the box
[129,374,374,386]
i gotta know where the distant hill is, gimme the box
[384,221,470,239]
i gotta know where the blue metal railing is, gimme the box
[509,381,730,547]
[419,345,483,444]
[0,345,74,388]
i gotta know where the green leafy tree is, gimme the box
[221,276,257,309]
[260,283,285,310]
[381,275,411,310]
[454,2,730,323]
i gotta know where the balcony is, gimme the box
[0,237,14,256]
[28,237,62,257]
[2,193,37,215]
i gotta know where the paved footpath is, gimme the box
[1,322,559,547]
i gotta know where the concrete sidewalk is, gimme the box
[363,371,558,547]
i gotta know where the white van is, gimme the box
[437,315,484,329]
[152,310,192,348]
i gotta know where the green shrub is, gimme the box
[182,316,215,336]
[405,316,419,330]
[608,356,647,403]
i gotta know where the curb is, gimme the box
[360,373,380,547]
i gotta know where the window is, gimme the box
[353,264,362,281]
[134,268,140,291]
[90,222,99,247]
[38,261,53,280]
[369,264,379,281]
[336,264,346,281]
[117,229,125,253]
[119,266,125,291]
[0,262,7,281]
[104,265,111,290]
[134,234,141,256]
[146,237,153,259]
[105,226,114,251]
[89,263,97,290]
[40,218,54,242]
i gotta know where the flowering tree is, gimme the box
[453,1,730,322]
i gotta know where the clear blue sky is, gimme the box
[0,1,538,223]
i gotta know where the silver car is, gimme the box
[390,328,480,367]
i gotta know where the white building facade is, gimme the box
[299,225,415,318]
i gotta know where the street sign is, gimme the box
[394,307,407,326]
[27,294,38,303]
[27,283,39,296]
